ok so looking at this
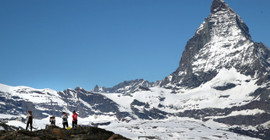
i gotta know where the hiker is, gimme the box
[26,110,33,131]
[62,112,68,129]
[49,116,56,126]
[72,110,78,128]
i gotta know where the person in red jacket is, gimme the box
[72,110,78,128]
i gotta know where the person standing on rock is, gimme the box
[72,110,78,128]
[26,110,33,131]
[62,112,68,129]
[50,116,56,126]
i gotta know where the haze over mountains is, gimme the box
[1,0,270,139]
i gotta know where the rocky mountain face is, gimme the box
[160,0,270,89]
[1,0,270,139]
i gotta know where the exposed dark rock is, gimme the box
[229,127,270,140]
[131,99,147,107]
[130,100,168,120]
[219,95,230,98]
[214,113,270,126]
[90,122,111,128]
[212,83,237,91]
[138,136,159,139]
[108,134,129,140]
[115,112,134,122]
[138,86,151,91]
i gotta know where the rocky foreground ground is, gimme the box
[0,123,129,140]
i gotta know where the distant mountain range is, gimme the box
[1,0,270,139]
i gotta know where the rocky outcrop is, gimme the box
[0,125,129,140]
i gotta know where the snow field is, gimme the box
[101,117,259,140]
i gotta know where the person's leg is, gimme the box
[72,121,74,128]
[75,120,77,127]
[26,122,29,130]
[30,121,32,131]
[65,122,69,128]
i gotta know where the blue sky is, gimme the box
[1,0,269,91]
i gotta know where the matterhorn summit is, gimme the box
[161,0,270,89]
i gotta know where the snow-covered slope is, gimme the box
[0,83,63,105]
[102,68,258,113]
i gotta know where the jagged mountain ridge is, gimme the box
[1,0,270,139]
[92,79,160,94]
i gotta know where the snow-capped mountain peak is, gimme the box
[161,0,270,89]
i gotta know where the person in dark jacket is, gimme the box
[62,112,68,129]
[26,110,33,131]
